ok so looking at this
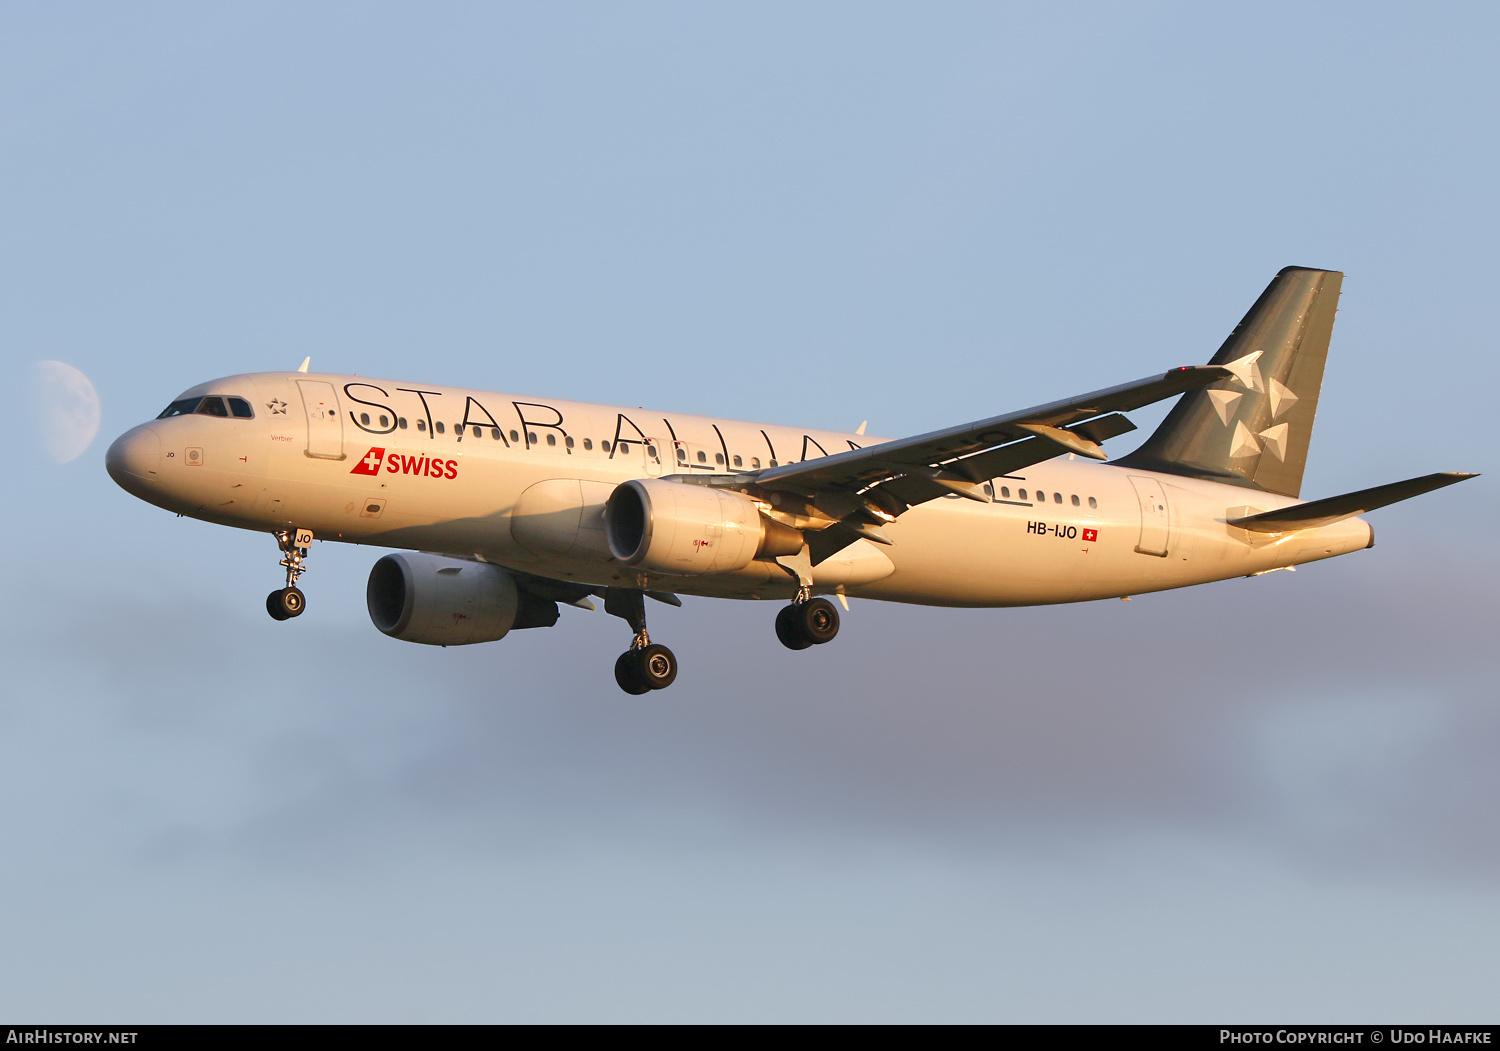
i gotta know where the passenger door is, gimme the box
[1128,475,1171,557]
[297,380,345,460]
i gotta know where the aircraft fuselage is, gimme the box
[106,370,1373,607]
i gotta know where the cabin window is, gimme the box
[769,459,778,467]
[527,432,537,444]
[435,422,445,434]
[1088,496,1097,509]
[697,450,707,463]
[583,438,593,451]
[1054,492,1062,504]
[715,453,725,465]
[733,455,742,467]
[602,441,612,453]
[565,436,575,449]
[1071,494,1080,506]
[1019,489,1027,500]
[751,457,761,468]
[359,412,370,425]
[618,441,631,454]
[376,415,388,428]
[397,417,408,429]
[677,447,687,462]
[1000,486,1010,499]
[491,428,501,440]
[417,419,426,432]
[546,433,557,446]
[646,445,657,458]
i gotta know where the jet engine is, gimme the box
[367,553,556,645]
[605,478,803,575]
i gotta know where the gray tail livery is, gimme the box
[1118,266,1342,498]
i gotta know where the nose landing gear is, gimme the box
[605,588,678,694]
[266,528,313,621]
[775,595,840,650]
[266,586,305,621]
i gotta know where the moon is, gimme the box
[32,360,102,464]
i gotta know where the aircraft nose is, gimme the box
[105,424,161,492]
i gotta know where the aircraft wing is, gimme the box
[756,365,1230,507]
[732,364,1231,563]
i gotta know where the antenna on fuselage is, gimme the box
[297,357,310,373]
[855,421,867,436]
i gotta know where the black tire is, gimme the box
[796,597,840,645]
[634,644,678,690]
[266,590,291,621]
[279,586,306,618]
[775,605,813,650]
[614,651,650,695]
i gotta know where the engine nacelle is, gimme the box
[605,478,803,575]
[367,553,520,645]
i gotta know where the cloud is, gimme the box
[5,547,1495,888]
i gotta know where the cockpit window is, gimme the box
[157,398,202,418]
[157,395,255,419]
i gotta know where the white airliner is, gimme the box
[106,267,1472,693]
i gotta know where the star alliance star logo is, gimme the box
[267,398,288,414]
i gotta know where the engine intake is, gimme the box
[367,553,536,645]
[605,479,803,575]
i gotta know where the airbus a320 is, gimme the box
[106,267,1474,693]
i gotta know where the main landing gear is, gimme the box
[775,594,841,650]
[605,588,678,695]
[266,528,313,622]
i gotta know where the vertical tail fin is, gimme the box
[1118,266,1343,498]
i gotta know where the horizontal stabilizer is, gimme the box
[1228,472,1477,532]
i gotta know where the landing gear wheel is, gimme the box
[614,651,651,695]
[775,605,813,650]
[268,529,313,622]
[267,587,305,621]
[777,598,840,649]
[634,643,678,690]
[797,597,840,644]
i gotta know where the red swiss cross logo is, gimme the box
[351,447,385,475]
[1082,528,1098,542]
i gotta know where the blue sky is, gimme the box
[2,2,1496,1021]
